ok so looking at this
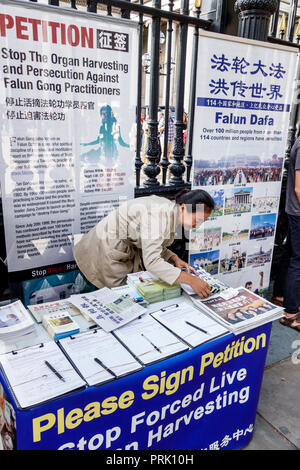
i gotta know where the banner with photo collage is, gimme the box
[191,31,298,297]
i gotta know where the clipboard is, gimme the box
[58,328,143,387]
[150,302,228,348]
[112,313,189,366]
[0,342,86,410]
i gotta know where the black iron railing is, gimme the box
[43,0,216,197]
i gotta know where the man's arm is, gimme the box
[295,169,300,204]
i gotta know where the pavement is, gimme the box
[243,318,300,450]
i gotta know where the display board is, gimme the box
[0,0,137,293]
[191,31,298,295]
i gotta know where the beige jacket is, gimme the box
[73,195,181,288]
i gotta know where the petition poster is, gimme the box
[191,31,298,295]
[0,0,137,274]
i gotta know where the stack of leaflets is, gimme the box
[42,312,80,341]
[27,299,82,323]
[181,265,228,296]
[0,300,35,341]
[127,271,181,303]
[191,286,284,334]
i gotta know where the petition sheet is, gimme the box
[151,302,228,347]
[0,341,85,408]
[114,315,188,365]
[59,329,142,386]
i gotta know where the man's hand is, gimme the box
[176,269,211,298]
[170,255,198,276]
[190,277,211,298]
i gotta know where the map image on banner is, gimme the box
[191,31,298,291]
[0,0,138,273]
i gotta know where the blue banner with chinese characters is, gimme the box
[191,31,297,295]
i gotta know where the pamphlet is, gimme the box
[42,312,80,341]
[27,299,81,323]
[180,265,228,296]
[127,271,181,303]
[69,287,146,332]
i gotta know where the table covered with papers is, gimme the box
[0,270,282,451]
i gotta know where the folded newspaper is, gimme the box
[190,286,283,334]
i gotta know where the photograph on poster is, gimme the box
[246,240,273,267]
[190,224,222,252]
[224,186,253,215]
[249,213,276,240]
[205,188,224,217]
[219,243,247,273]
[221,215,250,244]
[216,263,270,298]
[193,152,283,187]
[20,270,95,307]
[240,267,270,298]
[252,184,280,213]
[189,250,220,275]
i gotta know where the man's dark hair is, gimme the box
[175,189,215,213]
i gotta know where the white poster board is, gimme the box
[0,0,138,274]
[191,31,298,295]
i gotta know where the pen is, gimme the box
[141,333,162,353]
[94,357,117,378]
[185,321,208,334]
[44,360,65,382]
